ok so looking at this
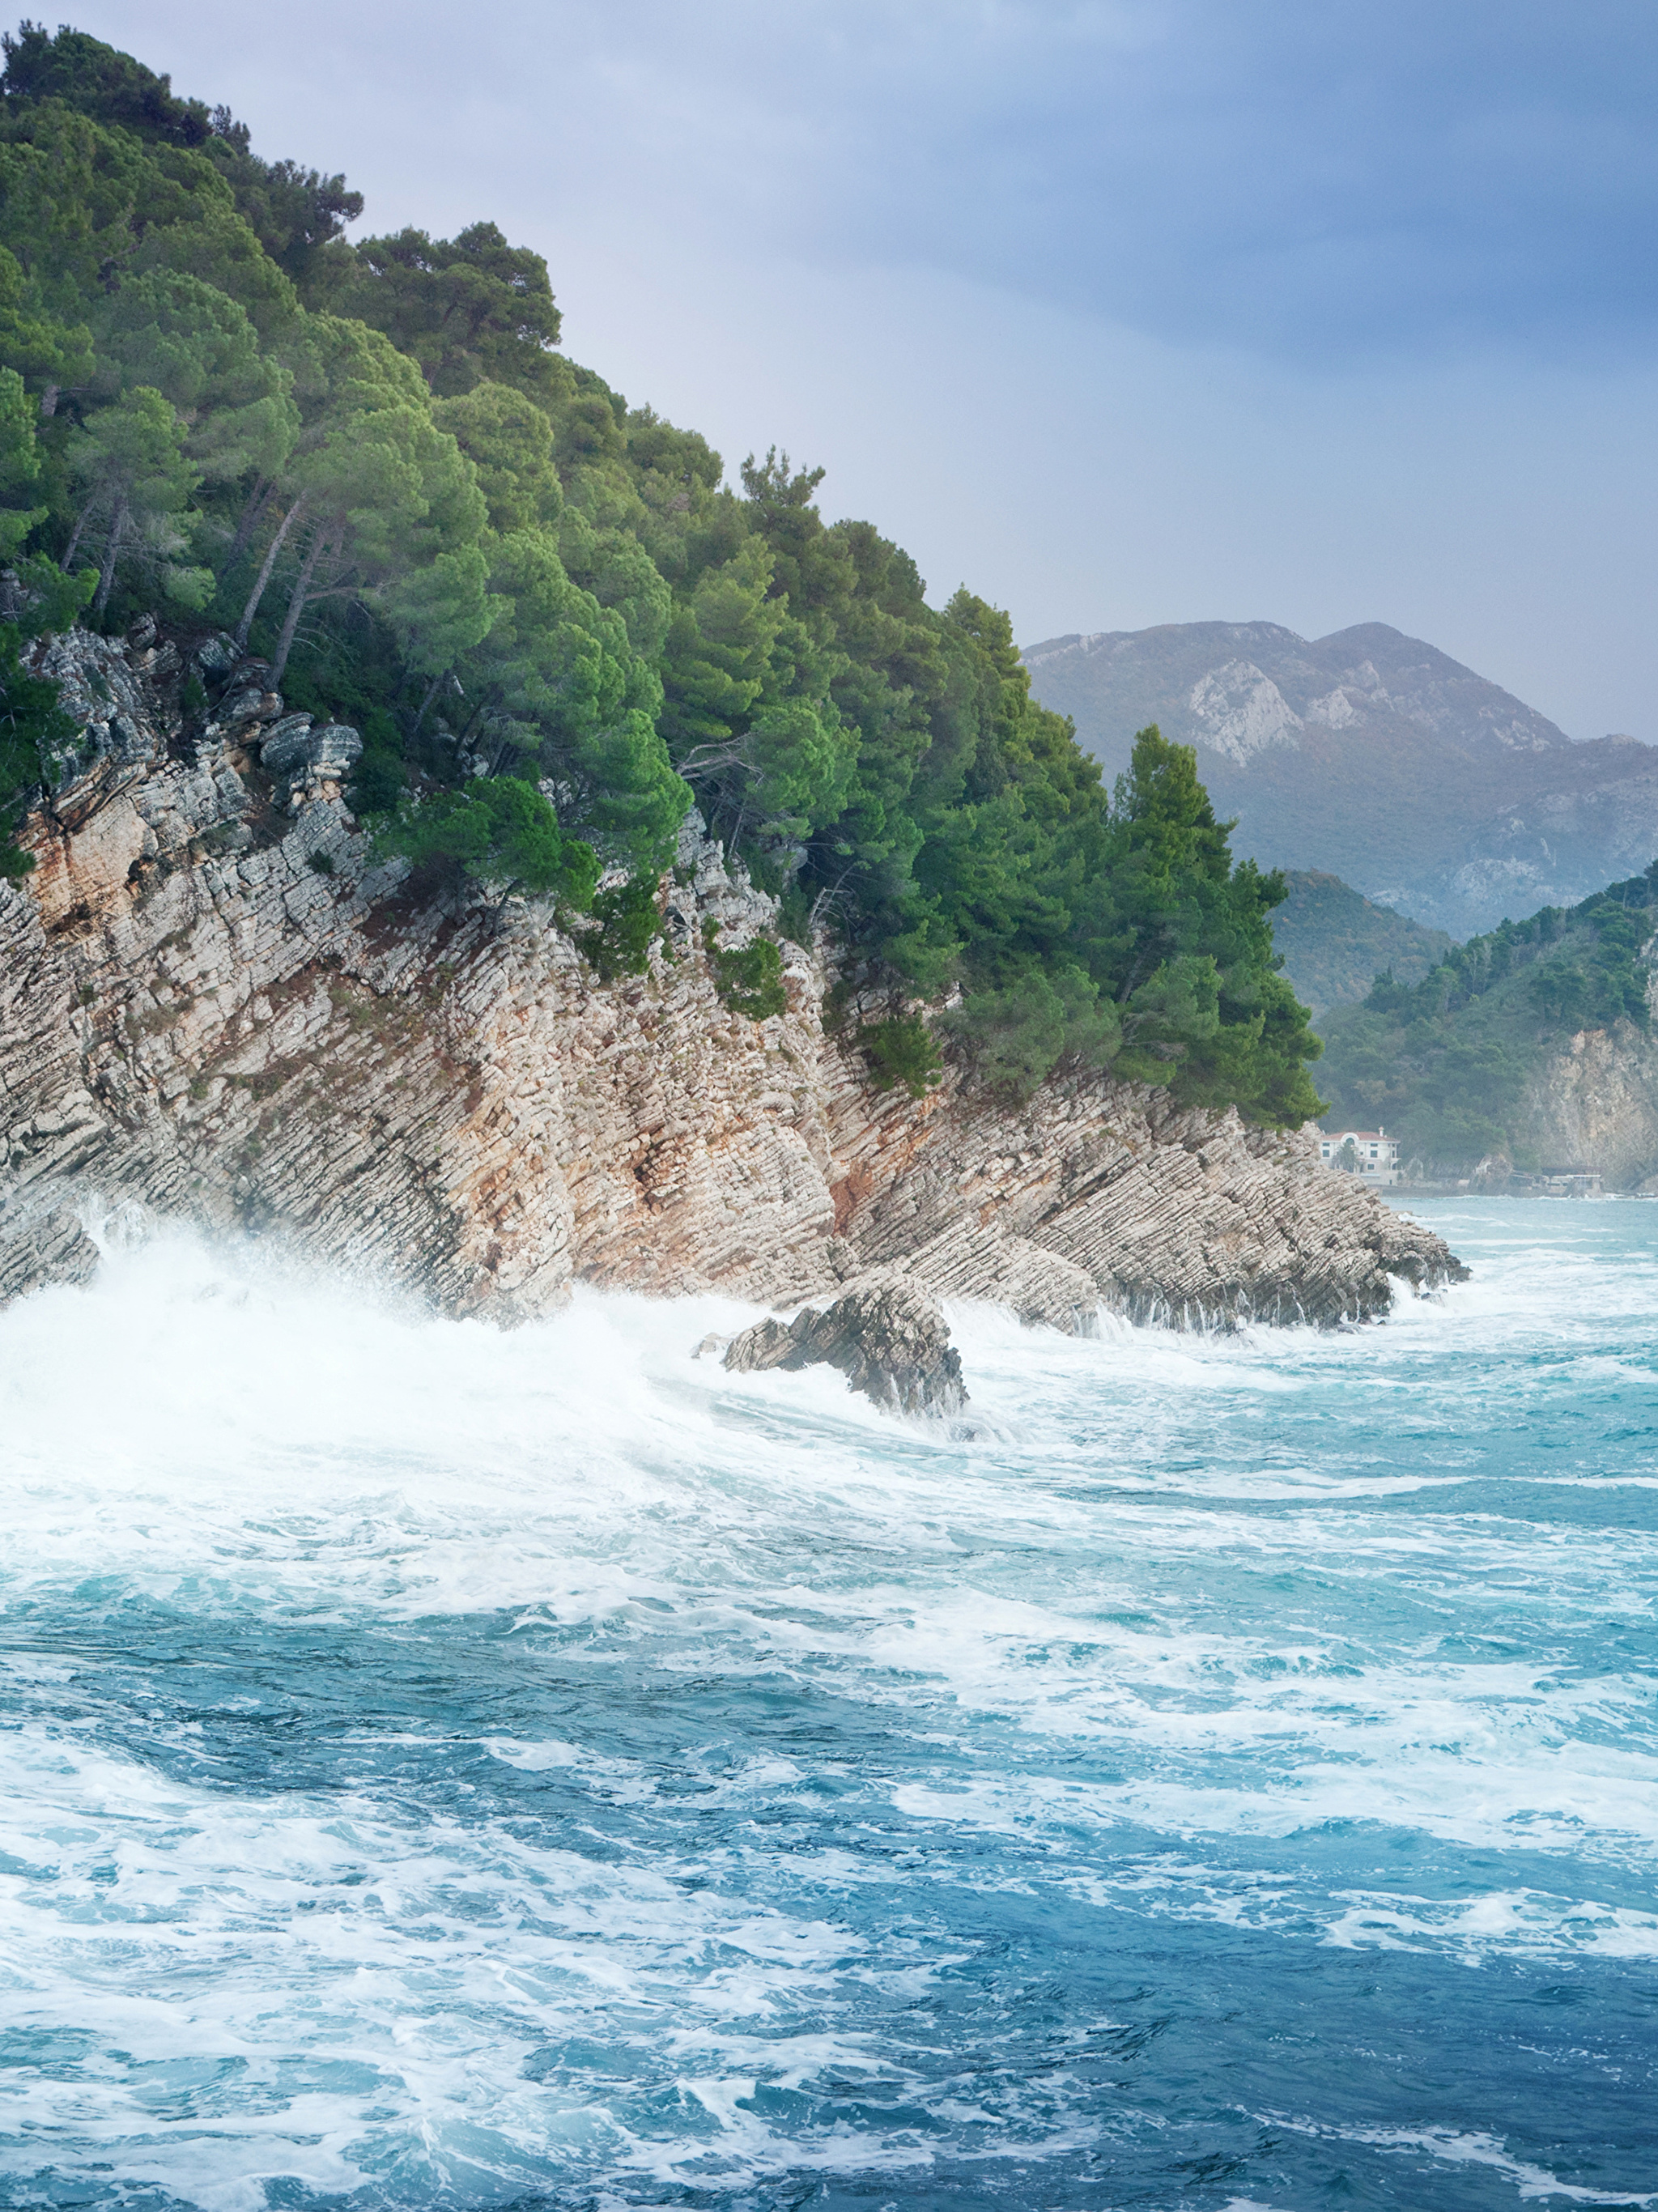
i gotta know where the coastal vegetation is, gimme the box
[1318,864,1658,1166]
[0,21,1321,1122]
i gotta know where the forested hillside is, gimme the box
[1270,871,1452,1017]
[1319,866,1658,1167]
[0,23,1321,1124]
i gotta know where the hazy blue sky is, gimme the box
[83,3,1658,737]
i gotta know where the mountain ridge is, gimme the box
[1027,619,1571,757]
[1023,619,1658,936]
[1269,870,1454,1019]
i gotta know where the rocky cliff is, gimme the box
[0,627,1462,1328]
[1506,1019,1658,1190]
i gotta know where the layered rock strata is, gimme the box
[1,628,1463,1324]
[722,1278,967,1419]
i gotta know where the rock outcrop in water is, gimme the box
[722,1278,967,1419]
[0,628,1464,1325]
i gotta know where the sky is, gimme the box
[69,2,1658,738]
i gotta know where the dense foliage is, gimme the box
[857,1014,945,1100]
[1319,865,1658,1166]
[371,774,599,906]
[0,22,1322,1120]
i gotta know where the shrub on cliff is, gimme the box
[712,935,786,1020]
[0,625,46,874]
[858,1015,943,1099]
[0,553,94,874]
[374,776,599,907]
[579,873,662,981]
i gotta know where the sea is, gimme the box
[2,1197,1655,2212]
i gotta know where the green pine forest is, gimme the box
[0,22,1323,1124]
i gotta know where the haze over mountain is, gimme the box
[1269,873,1452,1021]
[1024,623,1658,937]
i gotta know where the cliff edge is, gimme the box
[0,631,1463,1325]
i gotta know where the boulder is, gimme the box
[302,722,362,780]
[221,686,283,727]
[262,718,362,785]
[723,1276,967,1419]
[255,713,315,772]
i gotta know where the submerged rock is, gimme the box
[724,1277,967,1419]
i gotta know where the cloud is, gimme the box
[66,1,1658,366]
[460,0,1658,367]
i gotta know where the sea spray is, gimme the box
[1,1199,1655,2210]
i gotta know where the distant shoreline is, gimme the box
[1390,1183,1647,1201]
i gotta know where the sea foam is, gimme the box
[2,1200,1655,2208]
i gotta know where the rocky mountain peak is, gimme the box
[1023,617,1651,935]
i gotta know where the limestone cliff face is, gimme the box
[1510,1020,1658,1189]
[0,629,1461,1324]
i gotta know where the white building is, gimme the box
[1318,1127,1402,1185]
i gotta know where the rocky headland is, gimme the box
[0,627,1463,1342]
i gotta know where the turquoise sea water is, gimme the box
[1,1197,1655,2210]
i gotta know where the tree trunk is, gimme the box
[227,477,274,568]
[91,498,128,622]
[235,493,304,650]
[410,666,446,735]
[62,491,100,573]
[269,520,334,686]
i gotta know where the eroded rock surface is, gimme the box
[1,629,1465,1325]
[723,1277,967,1418]
[1508,1016,1658,1189]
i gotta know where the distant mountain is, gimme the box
[1270,872,1453,1019]
[1022,621,1658,935]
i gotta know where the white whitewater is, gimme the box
[1,1199,1655,2210]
